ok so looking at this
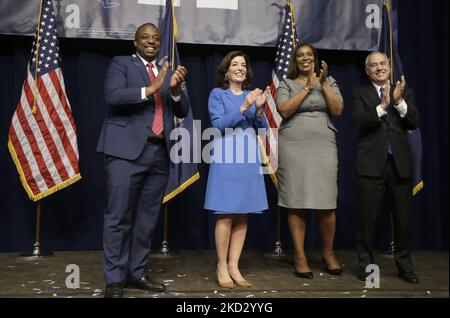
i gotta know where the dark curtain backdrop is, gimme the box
[0,0,448,253]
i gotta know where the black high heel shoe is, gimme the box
[295,271,314,279]
[322,257,343,275]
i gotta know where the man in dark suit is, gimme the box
[97,23,189,297]
[350,51,420,284]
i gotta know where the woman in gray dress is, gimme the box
[276,43,343,278]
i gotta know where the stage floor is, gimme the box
[0,250,447,298]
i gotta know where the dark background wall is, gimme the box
[0,0,448,253]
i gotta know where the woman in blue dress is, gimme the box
[204,51,270,288]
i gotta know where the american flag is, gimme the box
[8,0,81,201]
[262,1,299,188]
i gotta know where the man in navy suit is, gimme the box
[97,23,189,298]
[351,52,420,284]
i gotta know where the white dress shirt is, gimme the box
[135,53,181,102]
[372,82,408,119]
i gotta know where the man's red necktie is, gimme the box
[147,62,164,136]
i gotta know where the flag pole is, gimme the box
[385,213,395,257]
[267,0,299,258]
[382,0,395,257]
[157,0,176,255]
[152,204,178,256]
[273,207,285,256]
[21,201,54,257]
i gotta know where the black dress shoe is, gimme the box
[128,276,166,292]
[322,258,343,275]
[104,282,124,298]
[399,271,419,284]
[295,271,314,279]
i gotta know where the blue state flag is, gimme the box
[159,0,199,203]
[379,0,423,195]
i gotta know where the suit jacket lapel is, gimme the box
[367,84,381,105]
[131,55,151,86]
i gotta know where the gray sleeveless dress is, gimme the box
[276,77,342,209]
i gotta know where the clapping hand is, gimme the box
[381,80,391,110]
[170,65,188,96]
[145,62,169,97]
[256,86,271,119]
[306,68,319,90]
[319,60,328,85]
[393,75,406,105]
[241,88,262,113]
[256,86,271,108]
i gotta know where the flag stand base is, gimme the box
[151,240,179,257]
[263,241,286,257]
[21,242,54,257]
[380,241,394,259]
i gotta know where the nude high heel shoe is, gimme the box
[231,277,253,287]
[216,270,234,289]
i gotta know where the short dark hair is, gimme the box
[215,51,253,89]
[134,23,159,41]
[286,43,320,80]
